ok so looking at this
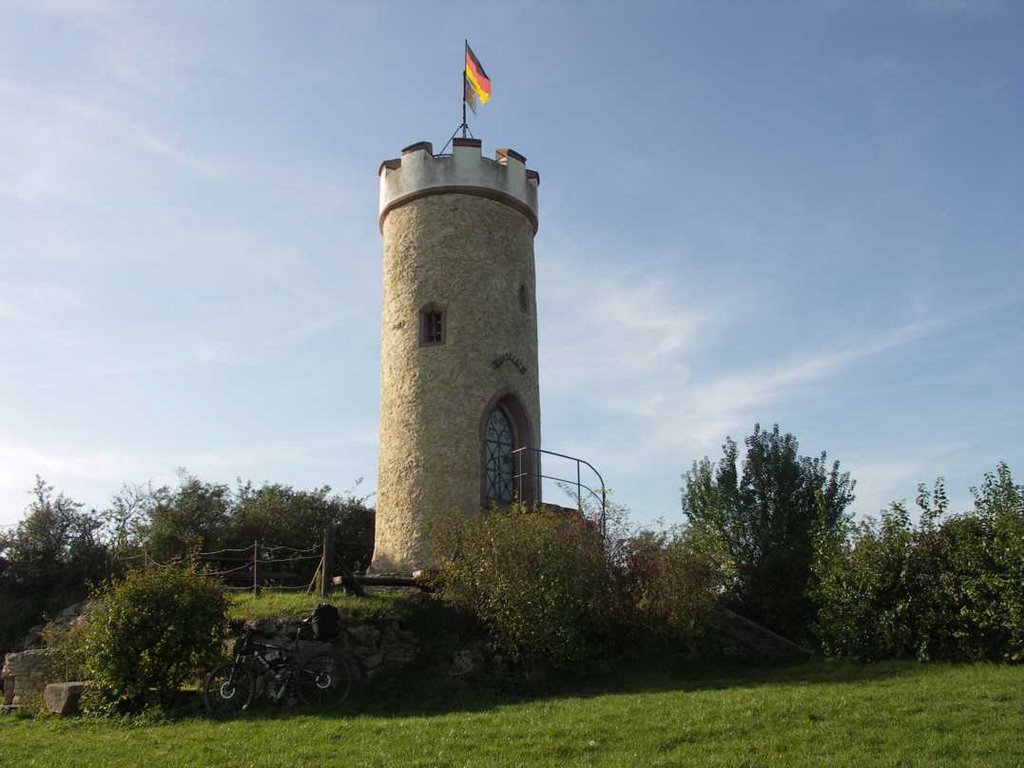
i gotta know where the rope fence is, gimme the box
[115,537,328,596]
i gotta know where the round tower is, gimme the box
[370,138,542,575]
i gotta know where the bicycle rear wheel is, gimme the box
[203,662,255,718]
[293,653,352,708]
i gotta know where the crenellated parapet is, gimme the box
[378,138,540,234]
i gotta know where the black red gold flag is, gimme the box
[464,44,491,109]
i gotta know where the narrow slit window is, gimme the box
[419,306,445,346]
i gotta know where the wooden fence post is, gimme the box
[321,525,336,598]
[252,540,260,597]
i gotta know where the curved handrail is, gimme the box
[510,446,608,536]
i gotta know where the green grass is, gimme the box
[2,661,1022,767]
[227,589,415,623]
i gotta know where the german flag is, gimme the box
[464,43,491,110]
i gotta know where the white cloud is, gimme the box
[676,321,931,443]
[539,258,711,396]
[0,78,231,208]
[538,256,938,486]
[845,442,976,519]
[0,439,151,521]
[0,280,84,322]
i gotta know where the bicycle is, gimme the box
[203,610,352,717]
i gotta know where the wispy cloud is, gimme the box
[677,321,932,443]
[0,81,228,208]
[0,439,150,519]
[0,280,84,322]
[844,441,977,519]
[539,258,712,396]
[540,256,938,483]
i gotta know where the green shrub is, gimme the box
[813,464,1024,662]
[84,565,228,712]
[432,504,725,669]
[432,503,611,667]
[812,502,916,659]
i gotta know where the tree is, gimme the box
[101,482,156,557]
[143,472,231,561]
[0,477,109,651]
[681,424,855,642]
[228,480,375,572]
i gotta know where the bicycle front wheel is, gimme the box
[293,653,352,708]
[203,662,255,718]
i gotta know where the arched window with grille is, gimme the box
[480,393,538,507]
[484,407,515,502]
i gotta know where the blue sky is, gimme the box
[2,0,1022,528]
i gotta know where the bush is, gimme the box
[42,607,97,682]
[432,504,725,670]
[813,464,1024,662]
[84,565,228,712]
[619,528,723,638]
[432,503,612,667]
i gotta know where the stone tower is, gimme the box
[370,138,542,575]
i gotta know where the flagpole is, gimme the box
[461,39,468,138]
[441,40,473,154]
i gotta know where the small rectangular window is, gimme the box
[420,308,445,346]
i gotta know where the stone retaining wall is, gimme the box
[240,615,421,681]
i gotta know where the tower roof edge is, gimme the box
[378,139,539,234]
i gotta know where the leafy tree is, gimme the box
[101,482,157,557]
[228,481,374,572]
[0,477,109,651]
[682,424,855,642]
[143,472,231,561]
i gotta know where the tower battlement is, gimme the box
[378,138,540,234]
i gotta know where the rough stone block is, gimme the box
[383,643,419,665]
[2,650,50,705]
[383,625,419,646]
[43,682,89,717]
[346,625,381,646]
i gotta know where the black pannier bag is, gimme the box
[311,604,341,640]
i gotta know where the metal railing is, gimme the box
[511,446,608,537]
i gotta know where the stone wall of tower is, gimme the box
[370,140,541,574]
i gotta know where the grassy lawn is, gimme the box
[2,661,1021,767]
[226,589,417,623]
